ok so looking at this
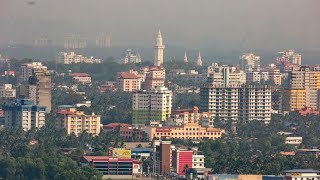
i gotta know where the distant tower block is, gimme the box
[184,50,188,63]
[197,51,202,66]
[154,30,165,66]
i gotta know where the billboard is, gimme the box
[112,148,131,158]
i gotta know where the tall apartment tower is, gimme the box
[20,62,48,82]
[132,86,172,126]
[96,34,111,48]
[200,84,272,123]
[239,53,261,72]
[64,34,87,49]
[282,66,320,111]
[207,65,246,86]
[3,99,46,131]
[278,50,302,66]
[154,30,165,66]
[29,71,52,112]
[153,140,172,175]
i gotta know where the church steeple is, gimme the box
[197,51,202,66]
[154,29,165,66]
[184,50,188,63]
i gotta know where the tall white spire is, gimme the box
[154,29,165,66]
[184,50,188,63]
[197,51,202,66]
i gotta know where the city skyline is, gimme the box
[1,0,320,51]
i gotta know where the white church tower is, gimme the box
[197,51,203,66]
[154,30,165,66]
[184,50,188,63]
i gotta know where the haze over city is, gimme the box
[1,0,320,52]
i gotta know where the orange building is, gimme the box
[282,89,306,111]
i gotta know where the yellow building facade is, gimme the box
[143,123,224,141]
[282,89,306,111]
[56,108,101,136]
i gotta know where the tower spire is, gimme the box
[184,50,188,63]
[197,51,202,66]
[154,29,165,66]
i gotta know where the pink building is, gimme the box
[297,107,319,116]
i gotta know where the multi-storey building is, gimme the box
[207,64,246,86]
[267,64,282,86]
[28,70,52,112]
[117,72,141,92]
[0,84,16,98]
[2,100,46,131]
[121,49,142,64]
[152,140,172,175]
[95,33,111,48]
[144,66,165,90]
[132,86,172,125]
[200,84,272,123]
[239,53,261,72]
[20,62,48,82]
[279,50,302,66]
[172,147,205,178]
[56,108,101,136]
[70,73,92,84]
[64,34,87,49]
[58,52,101,64]
[167,106,214,127]
[284,66,320,110]
[282,89,306,111]
[246,71,270,84]
[33,38,53,47]
[81,156,142,179]
[143,123,224,141]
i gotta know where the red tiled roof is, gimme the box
[56,110,75,115]
[119,72,138,79]
[70,73,90,77]
[104,123,132,128]
[149,66,164,71]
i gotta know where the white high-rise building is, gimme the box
[239,53,261,72]
[197,51,203,66]
[57,52,101,64]
[278,50,302,66]
[132,86,172,126]
[154,30,165,66]
[207,64,246,86]
[200,84,272,123]
[3,100,46,131]
[184,50,188,63]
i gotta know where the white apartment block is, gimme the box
[0,84,16,98]
[207,64,246,86]
[121,49,142,64]
[3,100,46,131]
[239,53,261,72]
[246,71,269,84]
[56,108,101,136]
[200,84,272,123]
[58,52,101,64]
[20,62,48,81]
[278,50,302,66]
[132,86,172,125]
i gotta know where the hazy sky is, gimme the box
[1,0,320,50]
